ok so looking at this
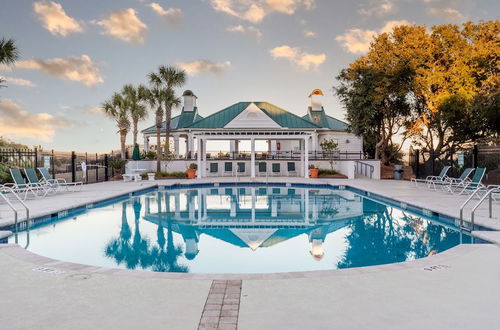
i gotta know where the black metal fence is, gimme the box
[0,148,122,184]
[409,145,500,185]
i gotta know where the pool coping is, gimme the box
[0,242,484,280]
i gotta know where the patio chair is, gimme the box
[237,162,246,175]
[445,167,486,195]
[24,168,57,196]
[4,168,40,199]
[287,162,297,177]
[224,162,233,176]
[411,166,450,187]
[428,167,474,191]
[38,167,83,191]
[209,163,219,176]
[272,163,281,176]
[258,162,267,177]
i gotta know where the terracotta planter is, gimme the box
[187,169,197,179]
[309,168,319,178]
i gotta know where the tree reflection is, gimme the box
[337,199,462,269]
[104,197,188,273]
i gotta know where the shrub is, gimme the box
[188,163,197,170]
[318,169,339,176]
[144,151,156,160]
[308,164,316,169]
[146,171,188,179]
[0,163,13,184]
[110,159,127,170]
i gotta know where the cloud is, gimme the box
[83,106,104,115]
[149,3,183,26]
[0,76,37,87]
[209,0,315,23]
[0,99,74,142]
[336,20,411,54]
[13,55,103,87]
[33,1,83,36]
[95,9,147,44]
[175,60,231,75]
[269,45,326,70]
[227,25,262,41]
[303,30,316,37]
[358,0,396,16]
[428,7,465,21]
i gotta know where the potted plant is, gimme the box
[110,159,127,176]
[187,163,197,179]
[309,164,319,178]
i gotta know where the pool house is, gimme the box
[139,89,370,178]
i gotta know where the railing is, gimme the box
[0,187,30,245]
[459,187,483,229]
[186,151,364,161]
[354,161,374,179]
[470,186,499,229]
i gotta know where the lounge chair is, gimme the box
[209,163,219,176]
[411,166,450,187]
[445,167,486,195]
[287,162,297,177]
[24,168,57,196]
[428,167,474,191]
[223,162,233,176]
[258,162,267,177]
[4,168,40,199]
[38,167,83,191]
[272,163,281,176]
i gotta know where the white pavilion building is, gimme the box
[141,89,364,178]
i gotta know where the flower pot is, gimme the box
[187,169,197,179]
[309,168,319,178]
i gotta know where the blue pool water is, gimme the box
[8,185,472,273]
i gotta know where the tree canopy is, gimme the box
[336,20,499,163]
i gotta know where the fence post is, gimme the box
[473,145,478,168]
[34,148,38,169]
[415,150,420,178]
[71,151,76,183]
[95,153,99,182]
[51,149,55,178]
[104,154,109,181]
[431,151,436,176]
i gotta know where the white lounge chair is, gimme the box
[38,167,83,191]
[444,168,486,195]
[411,166,450,187]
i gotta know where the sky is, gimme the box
[0,0,498,153]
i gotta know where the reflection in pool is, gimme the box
[9,186,471,273]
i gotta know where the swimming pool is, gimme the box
[7,184,472,274]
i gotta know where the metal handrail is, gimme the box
[459,186,483,227]
[355,161,374,179]
[470,187,499,229]
[1,186,30,226]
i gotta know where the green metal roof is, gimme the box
[302,108,348,131]
[141,108,203,133]
[187,102,321,129]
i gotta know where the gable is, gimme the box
[225,103,281,128]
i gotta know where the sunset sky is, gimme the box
[0,0,498,152]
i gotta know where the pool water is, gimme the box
[8,185,472,273]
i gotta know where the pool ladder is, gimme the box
[459,186,498,231]
[0,187,30,244]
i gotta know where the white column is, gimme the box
[312,132,318,153]
[250,138,255,178]
[143,136,149,152]
[304,137,309,178]
[174,192,180,217]
[197,137,202,178]
[230,140,236,157]
[202,139,207,177]
[270,140,277,155]
[189,194,195,220]
[305,189,310,223]
[196,190,201,222]
[173,135,180,157]
[187,134,194,159]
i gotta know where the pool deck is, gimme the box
[1,178,500,329]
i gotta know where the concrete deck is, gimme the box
[1,178,500,329]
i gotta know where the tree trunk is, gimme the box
[133,119,139,146]
[120,131,127,160]
[155,107,163,172]
[164,106,172,155]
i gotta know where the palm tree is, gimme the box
[102,93,130,159]
[148,65,186,154]
[122,84,148,146]
[0,38,20,87]
[141,86,166,172]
